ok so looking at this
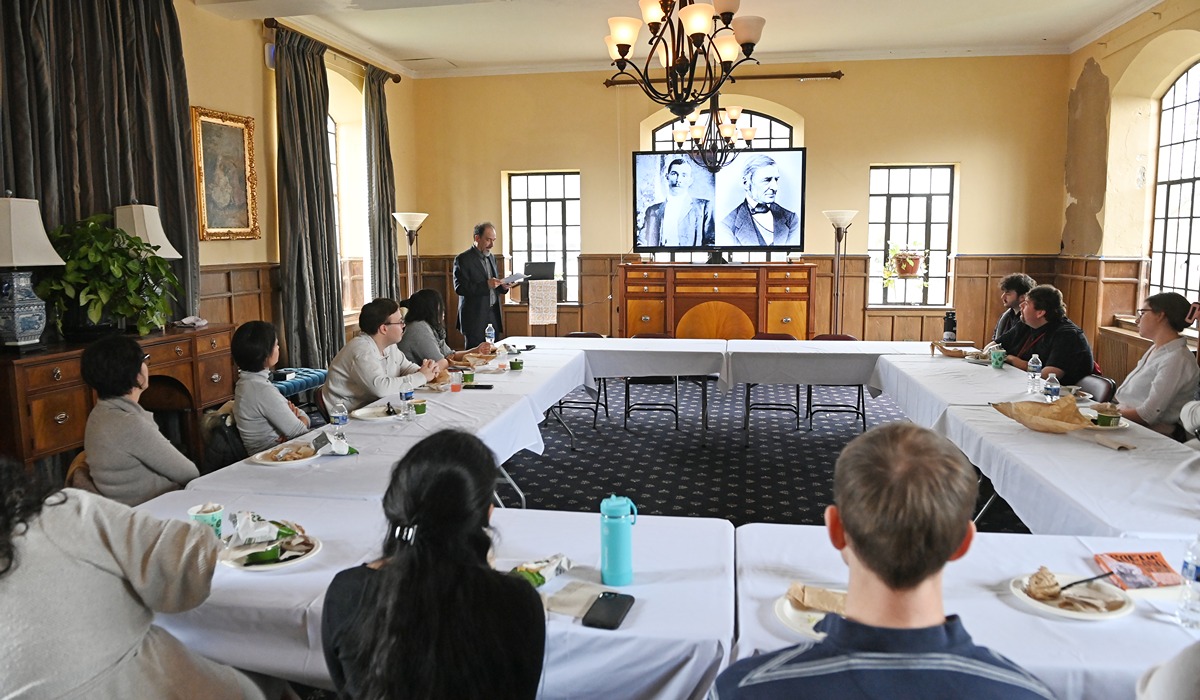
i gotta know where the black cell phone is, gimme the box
[524,345,536,351]
[581,591,635,630]
[462,383,494,390]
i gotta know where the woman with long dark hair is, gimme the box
[0,461,270,698]
[321,430,545,699]
[398,288,494,365]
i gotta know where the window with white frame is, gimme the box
[650,110,793,263]
[507,172,581,302]
[867,165,954,306]
[1151,61,1200,301]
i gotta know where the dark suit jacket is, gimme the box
[639,198,715,247]
[453,247,506,344]
[719,201,799,246]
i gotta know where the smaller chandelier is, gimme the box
[673,95,756,173]
[605,1,765,118]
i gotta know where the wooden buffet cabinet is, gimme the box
[618,263,817,339]
[0,324,236,468]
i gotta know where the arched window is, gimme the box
[649,110,794,263]
[1151,60,1200,301]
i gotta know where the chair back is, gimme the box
[565,332,604,338]
[1078,374,1117,403]
[631,333,671,339]
[65,451,99,493]
[315,386,331,422]
[752,332,797,341]
[813,333,859,341]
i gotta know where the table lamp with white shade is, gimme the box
[822,209,858,336]
[392,212,428,298]
[0,194,66,350]
[114,202,182,259]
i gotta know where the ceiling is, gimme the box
[196,0,1163,78]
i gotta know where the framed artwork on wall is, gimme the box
[191,106,260,240]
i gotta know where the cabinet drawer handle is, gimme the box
[713,286,719,292]
[210,373,223,383]
[52,367,62,381]
[210,338,219,349]
[642,272,648,278]
[643,286,649,292]
[175,345,184,356]
[53,412,69,425]
[785,287,790,293]
[712,272,718,278]
[781,317,792,324]
[640,315,651,323]
[785,272,791,278]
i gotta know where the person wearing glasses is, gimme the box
[81,335,199,506]
[323,298,441,412]
[397,289,494,365]
[1114,292,1199,435]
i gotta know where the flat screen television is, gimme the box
[632,147,806,258]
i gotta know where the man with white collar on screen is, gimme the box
[719,154,799,247]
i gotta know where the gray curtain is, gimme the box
[0,0,200,316]
[364,66,400,302]
[274,27,343,368]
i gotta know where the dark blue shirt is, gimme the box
[711,615,1055,700]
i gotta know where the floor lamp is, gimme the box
[392,213,428,298]
[822,210,857,336]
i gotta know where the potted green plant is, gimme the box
[882,246,928,288]
[35,214,182,338]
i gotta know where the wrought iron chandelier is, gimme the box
[605,0,765,118]
[672,94,756,172]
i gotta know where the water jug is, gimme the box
[600,494,637,586]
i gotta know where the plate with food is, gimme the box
[1079,407,1129,430]
[964,356,991,366]
[1010,567,1134,620]
[251,443,319,465]
[774,583,846,639]
[351,403,407,420]
[222,520,321,571]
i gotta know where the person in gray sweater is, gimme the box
[0,462,268,699]
[397,288,494,365]
[232,321,310,455]
[82,335,198,506]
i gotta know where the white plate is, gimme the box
[964,357,992,366]
[773,595,831,639]
[222,537,322,571]
[1060,386,1094,401]
[1009,572,1134,620]
[1079,407,1129,430]
[251,444,320,465]
[351,404,410,420]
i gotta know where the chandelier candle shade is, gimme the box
[674,94,757,172]
[392,212,429,297]
[822,210,858,336]
[0,195,66,349]
[606,0,765,118]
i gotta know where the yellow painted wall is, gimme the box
[409,55,1069,258]
[174,0,277,265]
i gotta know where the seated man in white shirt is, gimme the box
[322,298,440,412]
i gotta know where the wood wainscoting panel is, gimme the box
[198,263,276,327]
[1053,256,1147,350]
[950,255,1058,348]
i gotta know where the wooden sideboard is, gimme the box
[0,324,236,468]
[618,263,817,339]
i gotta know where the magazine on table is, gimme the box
[1093,552,1182,590]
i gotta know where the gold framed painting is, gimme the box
[192,106,260,240]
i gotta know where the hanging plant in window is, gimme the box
[882,247,928,288]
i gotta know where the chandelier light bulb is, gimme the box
[604,35,622,61]
[714,34,741,63]
[607,17,643,53]
[678,3,715,38]
[638,0,665,26]
[731,15,765,53]
[725,106,743,122]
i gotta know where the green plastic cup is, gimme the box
[411,399,427,415]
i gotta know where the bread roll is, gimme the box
[786,582,846,615]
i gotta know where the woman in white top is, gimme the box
[232,321,311,455]
[323,298,440,411]
[397,289,493,365]
[1115,292,1199,435]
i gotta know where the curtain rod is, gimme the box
[264,18,402,83]
[604,71,843,88]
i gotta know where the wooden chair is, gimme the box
[65,451,100,494]
[743,332,802,441]
[555,332,609,428]
[806,333,867,432]
[624,333,679,430]
[1077,374,1117,404]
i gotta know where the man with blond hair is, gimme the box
[711,423,1054,699]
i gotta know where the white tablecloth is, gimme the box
[504,336,731,391]
[734,523,1198,700]
[868,354,1031,427]
[727,340,929,386]
[138,491,735,699]
[942,405,1200,538]
[480,347,587,416]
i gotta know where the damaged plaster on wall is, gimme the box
[1062,58,1111,255]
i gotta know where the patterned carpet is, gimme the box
[500,380,1030,533]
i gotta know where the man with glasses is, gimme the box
[323,298,440,411]
[995,284,1096,385]
[454,222,510,348]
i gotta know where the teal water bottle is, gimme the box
[600,494,637,586]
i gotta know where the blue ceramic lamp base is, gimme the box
[0,270,48,350]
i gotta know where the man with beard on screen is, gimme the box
[638,156,715,247]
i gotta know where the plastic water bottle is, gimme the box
[330,402,349,440]
[600,494,637,586]
[485,323,496,345]
[1043,374,1061,402]
[1026,354,1043,394]
[1176,534,1200,629]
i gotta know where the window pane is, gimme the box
[565,174,581,198]
[909,198,927,223]
[867,223,885,250]
[909,168,931,194]
[931,196,950,222]
[511,203,527,226]
[890,198,908,223]
[869,168,890,194]
[547,203,563,226]
[889,169,910,194]
[566,226,581,250]
[511,176,527,200]
[868,195,887,222]
[528,175,546,199]
[546,174,564,199]
[931,167,951,193]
